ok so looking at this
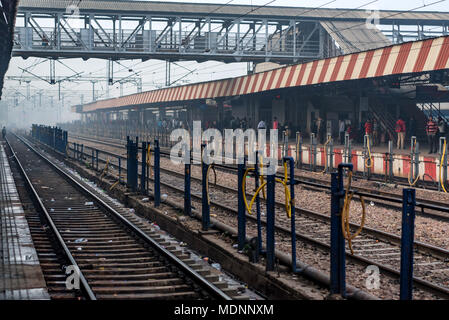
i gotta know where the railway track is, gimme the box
[5,141,80,299]
[41,135,449,298]
[67,133,449,221]
[7,134,234,300]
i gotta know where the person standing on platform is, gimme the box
[272,117,279,130]
[317,117,325,144]
[372,119,379,146]
[438,116,447,141]
[346,122,353,143]
[311,118,317,138]
[2,126,6,140]
[408,116,416,139]
[339,120,346,145]
[395,117,406,150]
[426,116,438,154]
[364,119,373,144]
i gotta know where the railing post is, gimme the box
[96,149,99,171]
[184,143,192,217]
[154,139,160,207]
[118,157,121,183]
[327,133,333,173]
[237,157,246,251]
[284,156,298,272]
[126,136,138,192]
[410,136,420,185]
[344,133,352,164]
[296,132,302,169]
[141,141,147,194]
[310,133,317,172]
[388,140,394,182]
[330,164,352,297]
[255,150,262,255]
[283,130,288,158]
[201,144,210,231]
[266,172,275,272]
[439,137,447,192]
[414,141,420,184]
[363,135,370,179]
[400,188,416,300]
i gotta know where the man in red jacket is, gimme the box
[395,117,406,150]
[364,119,372,135]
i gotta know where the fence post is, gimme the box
[330,164,352,297]
[344,133,352,164]
[266,172,275,272]
[255,151,262,254]
[141,141,147,194]
[96,149,99,171]
[414,140,420,184]
[184,143,192,216]
[284,157,298,272]
[326,133,333,173]
[296,132,302,169]
[283,130,288,158]
[310,133,317,172]
[363,135,371,179]
[154,139,160,207]
[439,137,447,192]
[126,137,138,192]
[388,140,394,182]
[400,188,416,300]
[237,157,246,250]
[201,144,210,231]
[118,157,121,183]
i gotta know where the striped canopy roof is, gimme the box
[82,35,449,112]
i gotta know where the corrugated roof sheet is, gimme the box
[18,0,449,23]
[81,35,449,113]
[320,21,391,53]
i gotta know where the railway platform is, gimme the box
[0,141,49,300]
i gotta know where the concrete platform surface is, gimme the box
[0,141,49,300]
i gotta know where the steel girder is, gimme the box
[12,10,332,63]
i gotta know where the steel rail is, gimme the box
[5,136,97,300]
[67,136,449,218]
[15,134,231,301]
[39,134,449,298]
[90,147,449,299]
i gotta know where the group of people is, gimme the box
[339,115,448,154]
[393,116,447,153]
[363,118,390,147]
[255,117,298,140]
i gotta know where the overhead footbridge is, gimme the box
[13,0,449,63]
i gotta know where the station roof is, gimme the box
[0,0,19,100]
[18,0,449,25]
[320,21,391,53]
[80,35,449,113]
